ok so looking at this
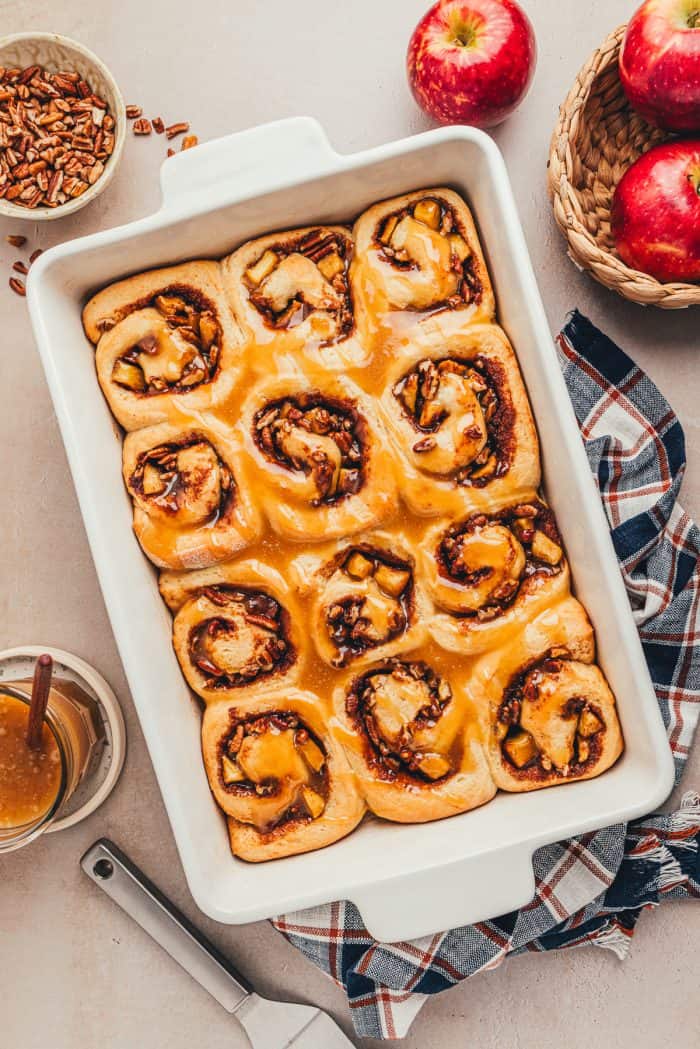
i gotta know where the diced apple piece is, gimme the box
[154,294,189,321]
[221,755,245,784]
[379,215,399,244]
[299,737,325,773]
[246,249,279,286]
[199,311,219,349]
[531,531,563,565]
[577,738,590,764]
[578,709,603,738]
[112,358,146,391]
[317,251,345,281]
[374,564,410,597]
[470,455,497,480]
[503,730,539,768]
[345,552,374,580]
[142,463,165,496]
[417,753,452,780]
[413,199,441,229]
[448,233,470,260]
[302,786,326,819]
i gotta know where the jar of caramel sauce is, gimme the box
[0,677,105,852]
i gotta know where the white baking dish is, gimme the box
[26,117,674,942]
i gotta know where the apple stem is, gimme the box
[687,9,700,27]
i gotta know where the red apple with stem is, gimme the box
[620,0,700,132]
[611,140,700,282]
[407,0,537,128]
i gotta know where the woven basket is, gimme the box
[548,24,700,308]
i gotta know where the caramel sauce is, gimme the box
[0,694,62,828]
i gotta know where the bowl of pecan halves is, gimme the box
[0,32,126,220]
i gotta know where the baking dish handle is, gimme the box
[159,116,338,212]
[351,845,536,943]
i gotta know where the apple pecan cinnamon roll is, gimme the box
[159,561,304,702]
[222,226,369,372]
[333,658,495,822]
[289,532,430,668]
[123,420,260,569]
[473,598,623,791]
[240,376,398,540]
[202,693,365,861]
[83,262,242,430]
[379,325,539,517]
[352,188,495,343]
[422,499,570,655]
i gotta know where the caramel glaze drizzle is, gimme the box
[253,394,367,506]
[131,434,236,519]
[217,710,329,834]
[346,659,455,784]
[111,285,222,396]
[497,652,605,780]
[245,229,355,344]
[324,546,415,667]
[374,196,483,309]
[188,586,295,687]
[437,501,563,621]
[393,355,515,487]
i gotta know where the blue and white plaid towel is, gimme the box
[273,311,700,1040]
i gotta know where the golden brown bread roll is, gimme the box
[421,498,570,656]
[202,692,365,861]
[83,261,243,431]
[471,598,623,792]
[159,560,305,703]
[122,419,260,570]
[333,657,496,822]
[222,226,369,373]
[378,325,540,517]
[238,373,399,540]
[289,530,430,669]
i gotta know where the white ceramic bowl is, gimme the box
[0,32,126,221]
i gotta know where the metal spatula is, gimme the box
[81,839,355,1049]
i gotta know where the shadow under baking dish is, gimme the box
[25,118,673,942]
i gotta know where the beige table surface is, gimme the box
[1,1,698,1046]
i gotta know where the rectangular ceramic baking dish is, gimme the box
[26,117,674,942]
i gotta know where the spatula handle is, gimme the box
[81,838,252,1013]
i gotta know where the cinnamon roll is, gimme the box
[123,420,260,569]
[333,658,496,822]
[352,188,495,342]
[289,531,430,668]
[202,692,365,861]
[379,325,539,517]
[239,375,398,540]
[222,226,369,372]
[422,499,570,655]
[474,598,623,791]
[159,560,304,702]
[83,262,242,431]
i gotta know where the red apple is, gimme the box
[611,140,700,282]
[620,0,700,132]
[406,0,537,128]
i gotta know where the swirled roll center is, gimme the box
[189,589,291,687]
[219,713,328,831]
[134,439,233,526]
[440,523,526,613]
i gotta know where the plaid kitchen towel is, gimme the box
[273,311,700,1040]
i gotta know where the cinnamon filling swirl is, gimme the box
[374,196,482,309]
[324,548,414,667]
[243,229,354,342]
[253,395,366,505]
[131,436,235,525]
[496,654,606,778]
[346,660,456,782]
[188,587,294,688]
[392,355,514,485]
[217,711,329,832]
[110,287,222,396]
[437,502,563,620]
